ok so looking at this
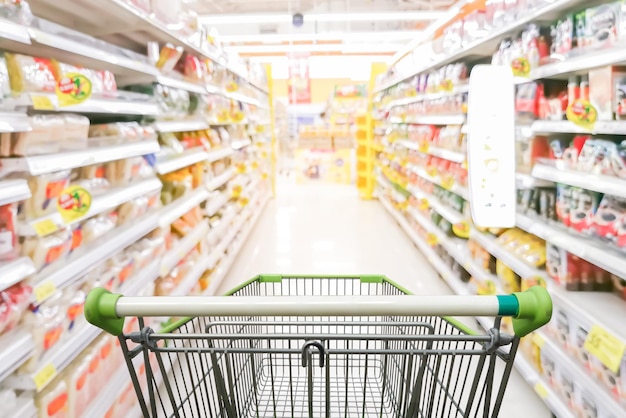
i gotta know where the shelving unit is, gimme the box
[372,1,626,416]
[0,1,275,414]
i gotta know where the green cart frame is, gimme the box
[86,274,551,418]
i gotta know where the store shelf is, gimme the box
[31,211,159,304]
[205,193,229,217]
[0,139,160,176]
[397,140,465,163]
[14,92,159,115]
[225,91,265,108]
[231,138,252,150]
[158,188,210,227]
[532,163,626,199]
[0,179,31,205]
[6,323,101,392]
[531,119,626,135]
[207,168,235,191]
[380,197,470,296]
[160,221,209,276]
[154,75,207,95]
[79,364,130,418]
[522,44,626,82]
[0,17,31,45]
[469,228,542,280]
[517,212,626,279]
[533,330,626,418]
[0,329,34,382]
[117,258,160,299]
[154,119,209,133]
[154,147,209,175]
[515,172,553,189]
[407,186,465,224]
[0,257,36,292]
[374,0,587,92]
[206,147,235,163]
[385,85,469,110]
[390,114,465,126]
[27,0,267,94]
[205,194,270,296]
[0,111,30,133]
[409,165,469,199]
[19,178,162,237]
[513,354,575,418]
[6,394,36,418]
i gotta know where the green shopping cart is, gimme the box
[85,275,552,418]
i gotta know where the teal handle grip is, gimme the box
[510,286,552,338]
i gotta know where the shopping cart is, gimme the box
[86,275,551,418]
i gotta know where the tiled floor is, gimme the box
[218,180,552,418]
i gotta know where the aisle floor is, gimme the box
[218,180,551,418]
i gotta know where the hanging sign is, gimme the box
[56,73,92,107]
[56,185,92,223]
[287,53,311,104]
[566,99,597,130]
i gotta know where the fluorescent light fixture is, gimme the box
[226,43,403,54]
[198,11,447,25]
[220,31,423,44]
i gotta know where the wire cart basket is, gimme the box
[86,274,552,418]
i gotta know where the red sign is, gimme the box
[288,53,311,104]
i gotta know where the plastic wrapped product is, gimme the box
[22,293,65,372]
[5,53,57,93]
[35,379,68,418]
[158,132,184,154]
[79,163,110,192]
[0,56,10,99]
[81,215,116,244]
[22,228,72,271]
[106,156,149,187]
[0,203,18,261]
[118,196,149,225]
[24,170,71,218]
[60,114,89,151]
[107,253,134,288]
[0,282,32,336]
[8,115,65,156]
[65,353,90,417]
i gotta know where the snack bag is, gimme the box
[5,53,57,93]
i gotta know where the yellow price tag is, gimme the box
[418,198,430,211]
[34,281,57,304]
[34,363,57,390]
[30,94,55,110]
[239,197,249,207]
[231,185,242,198]
[32,218,59,237]
[532,333,546,349]
[426,233,439,246]
[236,163,247,174]
[533,383,548,399]
[584,325,626,373]
[418,142,430,154]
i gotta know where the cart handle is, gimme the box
[85,286,551,338]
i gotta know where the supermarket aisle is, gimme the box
[219,180,551,418]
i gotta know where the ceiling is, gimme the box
[189,0,453,56]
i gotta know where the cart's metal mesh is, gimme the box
[119,276,518,418]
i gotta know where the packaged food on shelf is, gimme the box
[4,53,57,94]
[0,202,18,261]
[87,121,147,146]
[21,294,65,372]
[0,56,11,100]
[35,379,68,418]
[22,170,70,218]
[22,228,72,271]
[589,66,626,121]
[0,282,32,337]
[159,166,194,205]
[1,115,64,157]
[81,214,116,244]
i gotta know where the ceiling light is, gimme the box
[220,31,423,44]
[198,11,447,25]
